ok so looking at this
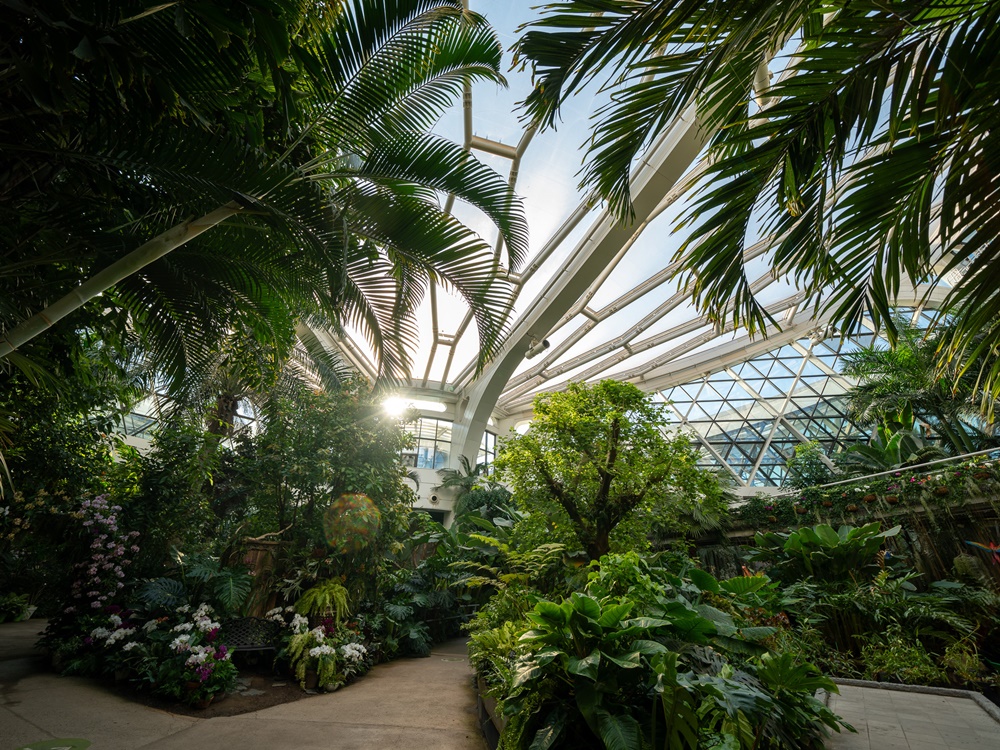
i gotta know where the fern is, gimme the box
[295,579,350,623]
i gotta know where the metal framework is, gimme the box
[305,1,950,493]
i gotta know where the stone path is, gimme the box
[0,621,484,750]
[826,681,1000,750]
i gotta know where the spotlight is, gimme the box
[524,337,550,360]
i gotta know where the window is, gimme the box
[478,430,497,467]
[402,417,452,469]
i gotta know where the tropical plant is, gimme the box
[784,442,834,490]
[747,523,901,585]
[515,0,1000,410]
[841,321,998,454]
[139,551,253,617]
[483,582,846,749]
[494,380,726,560]
[2,0,527,385]
[836,407,945,474]
[295,580,351,624]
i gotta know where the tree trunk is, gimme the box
[0,201,242,358]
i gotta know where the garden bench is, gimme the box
[222,617,282,654]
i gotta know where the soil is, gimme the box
[118,655,311,718]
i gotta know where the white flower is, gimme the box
[309,627,326,643]
[340,643,367,663]
[194,603,214,618]
[108,614,123,627]
[285,606,295,613]
[265,607,282,617]
[176,605,191,614]
[170,634,193,651]
[90,627,111,640]
[195,618,221,633]
[107,627,136,645]
[142,619,159,633]
[172,622,194,633]
[122,641,140,652]
[289,614,309,633]
[308,645,336,657]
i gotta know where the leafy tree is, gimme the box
[494,380,725,560]
[515,0,1000,406]
[784,441,834,490]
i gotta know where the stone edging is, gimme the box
[832,678,1000,725]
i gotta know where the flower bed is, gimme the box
[735,458,1000,531]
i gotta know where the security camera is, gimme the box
[524,337,550,360]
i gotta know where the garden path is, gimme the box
[0,622,484,750]
[826,681,1000,750]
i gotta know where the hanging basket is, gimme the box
[885,495,899,504]
[794,505,808,515]
[934,486,950,497]
[846,504,859,512]
[821,501,834,508]
[973,471,991,480]
[863,494,878,503]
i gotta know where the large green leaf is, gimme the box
[718,575,768,597]
[595,710,643,750]
[567,649,602,680]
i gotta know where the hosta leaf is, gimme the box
[570,593,602,622]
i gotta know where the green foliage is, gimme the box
[2,0,527,382]
[295,580,351,624]
[748,523,901,585]
[514,0,1000,414]
[472,551,848,749]
[784,443,833,490]
[140,551,253,617]
[495,380,727,560]
[860,626,945,685]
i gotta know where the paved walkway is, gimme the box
[0,620,484,750]
[826,681,1000,750]
[6,620,1000,750]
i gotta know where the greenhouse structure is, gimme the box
[3,2,1000,750]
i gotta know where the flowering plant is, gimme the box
[151,603,237,704]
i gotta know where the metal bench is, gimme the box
[221,617,282,654]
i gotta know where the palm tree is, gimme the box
[515,1,1000,405]
[1,0,528,386]
[841,320,998,454]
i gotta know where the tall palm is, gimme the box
[1,0,528,385]
[515,1,1000,405]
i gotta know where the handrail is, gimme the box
[805,447,1000,491]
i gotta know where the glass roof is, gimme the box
[315,2,944,485]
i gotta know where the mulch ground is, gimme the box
[115,656,312,718]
